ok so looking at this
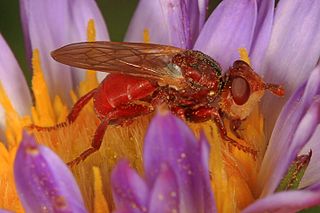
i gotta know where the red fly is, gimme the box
[32,42,284,166]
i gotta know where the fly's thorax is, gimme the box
[171,50,223,96]
[219,60,267,120]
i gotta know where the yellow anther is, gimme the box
[78,19,99,96]
[87,19,96,42]
[238,48,251,66]
[143,28,150,43]
[93,167,110,213]
[0,83,29,147]
[31,49,56,126]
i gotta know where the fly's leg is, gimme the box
[29,88,97,131]
[67,103,154,166]
[211,111,257,157]
[230,119,243,139]
[185,106,257,157]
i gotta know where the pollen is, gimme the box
[78,19,99,96]
[93,167,110,213]
[143,28,150,44]
[0,83,30,147]
[31,49,69,126]
[87,19,96,42]
[238,48,251,66]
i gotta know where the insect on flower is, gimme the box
[33,42,284,166]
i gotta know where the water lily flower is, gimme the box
[111,111,216,213]
[0,0,320,212]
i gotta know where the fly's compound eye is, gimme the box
[231,77,250,105]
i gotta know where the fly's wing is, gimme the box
[51,41,187,89]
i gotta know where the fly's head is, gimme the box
[220,60,284,120]
[171,50,223,95]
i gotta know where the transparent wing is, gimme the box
[51,41,187,88]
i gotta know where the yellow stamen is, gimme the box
[0,144,23,212]
[53,95,69,123]
[238,48,251,66]
[78,19,99,96]
[143,28,150,43]
[93,167,110,213]
[31,49,57,126]
[87,19,96,42]
[0,84,30,147]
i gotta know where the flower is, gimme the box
[0,0,320,212]
[111,111,216,213]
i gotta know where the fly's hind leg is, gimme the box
[29,88,97,131]
[67,103,154,166]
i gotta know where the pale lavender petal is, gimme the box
[249,0,275,71]
[261,0,320,134]
[259,66,320,196]
[111,160,149,213]
[125,0,207,49]
[149,164,180,213]
[67,0,109,84]
[261,0,320,93]
[20,0,73,104]
[0,35,32,115]
[299,126,320,188]
[243,190,320,213]
[14,132,87,213]
[0,35,32,142]
[0,210,13,213]
[20,0,32,66]
[198,0,209,28]
[194,0,257,71]
[144,112,216,213]
[20,0,109,104]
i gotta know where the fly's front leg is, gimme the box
[186,106,257,157]
[29,88,97,131]
[67,103,154,166]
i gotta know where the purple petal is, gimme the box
[0,35,32,142]
[149,164,180,213]
[260,0,320,133]
[67,0,109,85]
[261,0,320,93]
[144,112,216,213]
[111,160,149,213]
[198,0,209,28]
[194,0,257,71]
[0,210,14,213]
[242,190,320,213]
[20,0,109,104]
[259,66,320,196]
[0,35,32,115]
[14,132,87,213]
[125,0,207,48]
[249,0,275,71]
[20,0,73,104]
